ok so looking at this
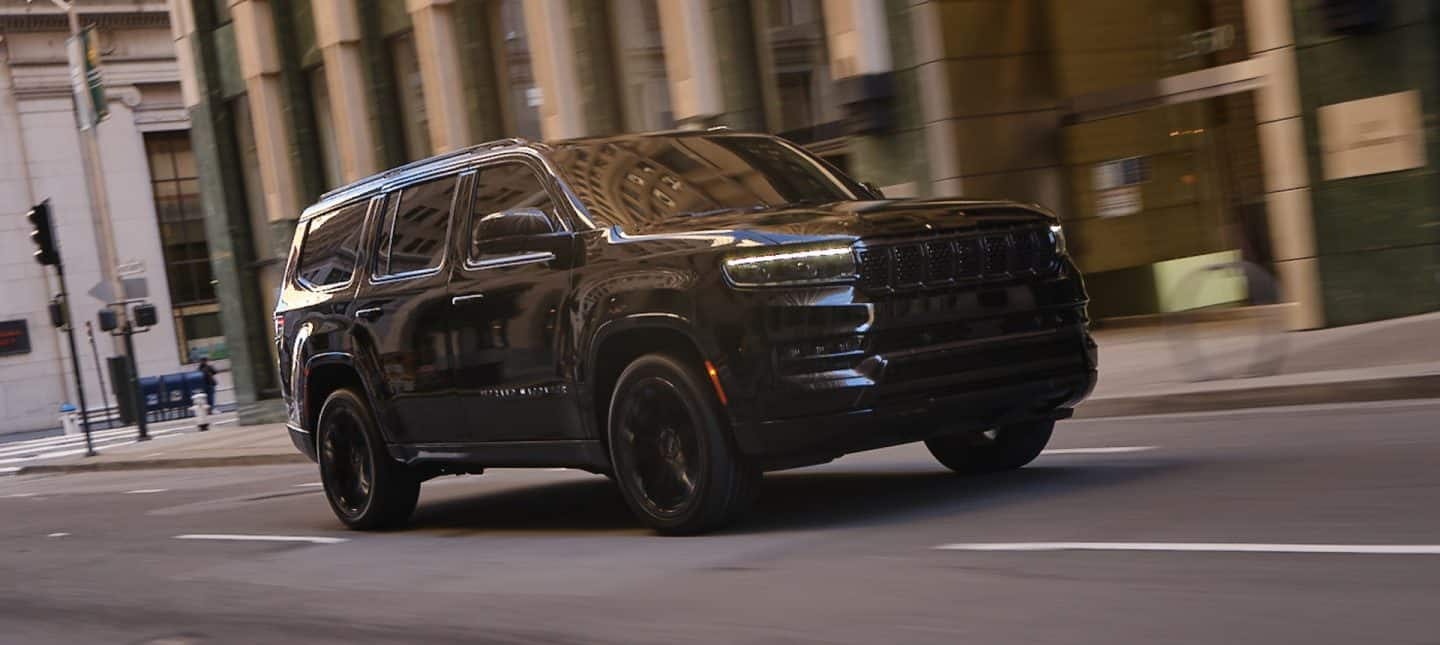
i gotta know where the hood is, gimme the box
[623,198,1056,243]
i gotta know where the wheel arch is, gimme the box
[584,316,720,445]
[302,353,372,442]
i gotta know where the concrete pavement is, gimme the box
[1,400,1438,644]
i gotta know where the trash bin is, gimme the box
[59,403,79,436]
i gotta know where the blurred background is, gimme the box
[1,0,1437,429]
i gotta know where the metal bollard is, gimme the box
[191,392,210,431]
[59,404,80,436]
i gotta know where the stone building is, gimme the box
[1,1,224,434]
[167,0,1438,424]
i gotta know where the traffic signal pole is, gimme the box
[54,260,95,456]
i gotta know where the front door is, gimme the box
[449,159,581,442]
[351,172,464,444]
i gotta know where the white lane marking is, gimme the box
[125,489,169,495]
[0,467,19,476]
[5,492,37,498]
[935,542,1440,555]
[175,534,348,545]
[1041,446,1156,455]
[546,468,570,472]
[294,482,325,488]
[47,532,70,538]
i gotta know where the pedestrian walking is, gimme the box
[197,356,217,413]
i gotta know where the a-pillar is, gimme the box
[522,0,585,140]
[1246,0,1324,330]
[313,0,380,181]
[407,0,472,152]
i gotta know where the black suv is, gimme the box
[275,131,1097,535]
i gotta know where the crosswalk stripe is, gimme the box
[0,422,208,468]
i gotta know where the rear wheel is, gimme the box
[317,388,420,530]
[925,419,1055,474]
[607,354,760,535]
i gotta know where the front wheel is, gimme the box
[607,354,760,535]
[317,388,420,530]
[925,419,1055,475]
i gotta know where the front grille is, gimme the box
[856,225,1058,293]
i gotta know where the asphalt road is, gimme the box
[2,400,1438,644]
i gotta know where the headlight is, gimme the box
[1049,224,1068,256]
[723,244,857,287]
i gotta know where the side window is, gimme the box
[469,162,559,263]
[374,175,457,277]
[296,200,367,289]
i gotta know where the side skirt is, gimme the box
[387,440,611,475]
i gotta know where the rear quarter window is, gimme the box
[296,200,368,289]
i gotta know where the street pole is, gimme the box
[85,321,111,428]
[54,261,95,457]
[121,321,150,441]
[53,0,129,351]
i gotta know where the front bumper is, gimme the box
[287,423,318,462]
[715,268,1097,469]
[735,366,1096,470]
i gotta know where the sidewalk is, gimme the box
[8,311,1439,475]
[9,421,303,476]
[1081,310,1440,417]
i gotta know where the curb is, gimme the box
[12,453,309,476]
[1076,374,1440,419]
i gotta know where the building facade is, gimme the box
[168,0,1439,424]
[1,1,234,434]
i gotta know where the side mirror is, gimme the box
[471,208,578,267]
[861,182,886,199]
[475,208,556,241]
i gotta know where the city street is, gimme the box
[2,400,1438,644]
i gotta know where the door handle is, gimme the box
[451,293,485,305]
[354,306,383,320]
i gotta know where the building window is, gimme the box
[388,30,432,160]
[756,0,842,142]
[145,132,224,363]
[495,0,542,139]
[611,0,674,132]
[308,65,343,188]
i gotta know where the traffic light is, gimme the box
[48,298,67,329]
[27,201,60,266]
[133,303,158,328]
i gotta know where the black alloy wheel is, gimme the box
[608,354,759,535]
[317,388,420,530]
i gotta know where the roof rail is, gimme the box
[316,137,532,201]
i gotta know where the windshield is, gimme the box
[548,134,861,229]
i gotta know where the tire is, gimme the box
[925,419,1055,475]
[316,388,420,530]
[607,354,760,535]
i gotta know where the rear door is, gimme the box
[351,171,467,444]
[448,159,582,442]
